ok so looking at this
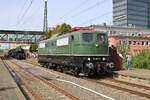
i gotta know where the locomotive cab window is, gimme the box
[97,34,106,43]
[52,41,56,46]
[45,43,49,48]
[71,35,74,42]
[82,33,93,43]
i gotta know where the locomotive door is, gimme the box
[70,35,74,55]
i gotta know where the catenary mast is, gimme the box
[43,0,48,32]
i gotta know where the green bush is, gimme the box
[116,42,130,69]
[29,44,38,52]
[131,51,150,70]
[0,49,3,56]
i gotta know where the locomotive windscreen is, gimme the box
[97,34,106,44]
[82,33,93,43]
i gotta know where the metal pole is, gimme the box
[43,0,48,32]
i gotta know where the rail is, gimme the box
[9,60,79,100]
[2,60,41,100]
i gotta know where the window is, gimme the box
[82,33,93,43]
[137,41,140,46]
[119,40,122,44]
[71,35,74,41]
[146,41,149,46]
[133,41,136,45]
[45,43,49,48]
[129,41,132,45]
[123,41,125,44]
[97,34,106,43]
[142,41,144,46]
[52,41,56,46]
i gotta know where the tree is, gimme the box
[117,42,130,68]
[29,44,38,52]
[117,42,130,58]
[46,23,71,39]
[59,23,71,33]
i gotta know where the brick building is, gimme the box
[109,36,150,55]
[93,25,150,55]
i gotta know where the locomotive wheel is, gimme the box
[59,66,64,73]
[88,72,94,77]
[40,63,45,67]
[47,64,50,69]
[53,64,57,70]
[48,63,52,69]
[63,66,68,74]
[57,65,63,72]
[74,67,79,77]
[89,69,98,78]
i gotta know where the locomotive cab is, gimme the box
[77,31,111,76]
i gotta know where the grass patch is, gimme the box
[131,50,150,70]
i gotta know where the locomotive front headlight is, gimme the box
[95,43,99,48]
[88,57,91,61]
[102,57,106,61]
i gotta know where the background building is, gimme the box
[113,0,150,29]
[93,25,150,36]
[93,25,150,55]
[109,36,150,55]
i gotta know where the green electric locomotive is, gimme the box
[38,30,113,76]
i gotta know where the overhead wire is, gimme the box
[79,11,112,26]
[59,0,91,20]
[17,0,30,23]
[79,4,148,27]
[18,0,35,28]
[62,0,107,22]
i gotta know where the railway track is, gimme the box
[3,60,79,100]
[2,60,41,100]
[14,59,116,100]
[83,78,150,99]
[25,59,150,99]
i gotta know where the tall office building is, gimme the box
[113,0,150,29]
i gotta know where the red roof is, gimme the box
[70,27,95,32]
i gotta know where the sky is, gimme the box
[0,0,112,31]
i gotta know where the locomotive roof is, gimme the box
[53,30,106,38]
[40,30,107,43]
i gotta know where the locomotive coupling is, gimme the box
[106,62,114,69]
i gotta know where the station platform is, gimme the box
[114,68,150,80]
[0,59,25,100]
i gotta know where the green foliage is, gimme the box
[131,51,150,70]
[0,49,3,52]
[29,44,38,52]
[59,23,71,33]
[0,49,3,56]
[46,23,71,39]
[116,42,130,68]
